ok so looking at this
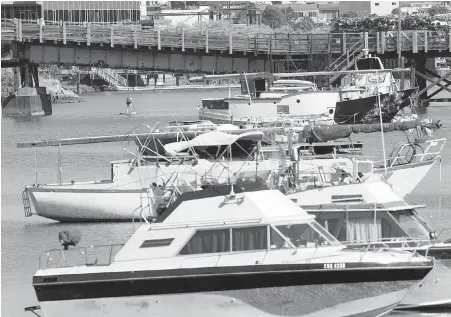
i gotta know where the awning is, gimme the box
[163,131,264,155]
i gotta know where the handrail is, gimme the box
[2,19,450,55]
[39,244,125,269]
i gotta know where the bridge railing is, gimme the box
[2,19,450,56]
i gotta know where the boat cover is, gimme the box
[163,131,265,155]
[302,119,442,142]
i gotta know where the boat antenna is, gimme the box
[377,71,388,173]
[228,143,235,197]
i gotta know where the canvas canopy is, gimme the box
[302,119,442,142]
[163,131,265,155]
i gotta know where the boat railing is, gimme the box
[38,244,124,269]
[344,237,431,250]
[373,138,446,168]
[268,167,360,193]
[347,238,433,261]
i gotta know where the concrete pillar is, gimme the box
[134,72,138,87]
[175,75,180,86]
[163,73,166,83]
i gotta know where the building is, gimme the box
[339,1,399,17]
[1,1,42,20]
[400,1,434,15]
[281,3,319,23]
[277,2,338,24]
[318,2,339,24]
[42,1,141,23]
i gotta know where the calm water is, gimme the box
[2,89,451,317]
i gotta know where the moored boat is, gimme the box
[334,49,417,124]
[32,189,434,317]
[286,180,451,310]
[195,73,339,124]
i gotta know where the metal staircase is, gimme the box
[325,40,365,86]
[90,67,127,88]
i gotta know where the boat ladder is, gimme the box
[22,188,33,217]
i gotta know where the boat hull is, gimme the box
[199,91,339,124]
[374,159,436,198]
[396,259,451,310]
[27,187,145,222]
[37,280,414,317]
[334,88,417,124]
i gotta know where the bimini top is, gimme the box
[163,131,264,155]
[154,189,314,227]
[292,180,426,211]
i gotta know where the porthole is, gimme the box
[296,99,300,103]
[329,109,334,114]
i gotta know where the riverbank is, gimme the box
[1,69,85,104]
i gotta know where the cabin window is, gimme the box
[232,226,268,251]
[179,229,230,255]
[270,226,293,249]
[389,210,430,238]
[375,2,379,6]
[275,223,333,248]
[140,238,174,248]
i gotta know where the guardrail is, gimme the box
[39,244,124,269]
[2,19,451,55]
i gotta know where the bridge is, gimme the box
[2,19,450,102]
[2,19,451,74]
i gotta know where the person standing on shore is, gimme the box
[126,94,134,115]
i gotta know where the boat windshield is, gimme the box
[356,58,383,70]
[388,210,431,238]
[271,221,341,249]
[313,209,432,244]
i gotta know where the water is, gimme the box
[1,89,451,317]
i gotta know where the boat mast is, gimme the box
[377,71,388,173]
[244,72,252,105]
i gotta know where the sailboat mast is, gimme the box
[377,71,388,173]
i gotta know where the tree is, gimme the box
[340,11,359,18]
[292,16,315,32]
[261,5,286,29]
[391,8,400,15]
[280,6,296,24]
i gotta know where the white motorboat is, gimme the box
[32,189,434,317]
[196,73,339,124]
[286,179,451,310]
